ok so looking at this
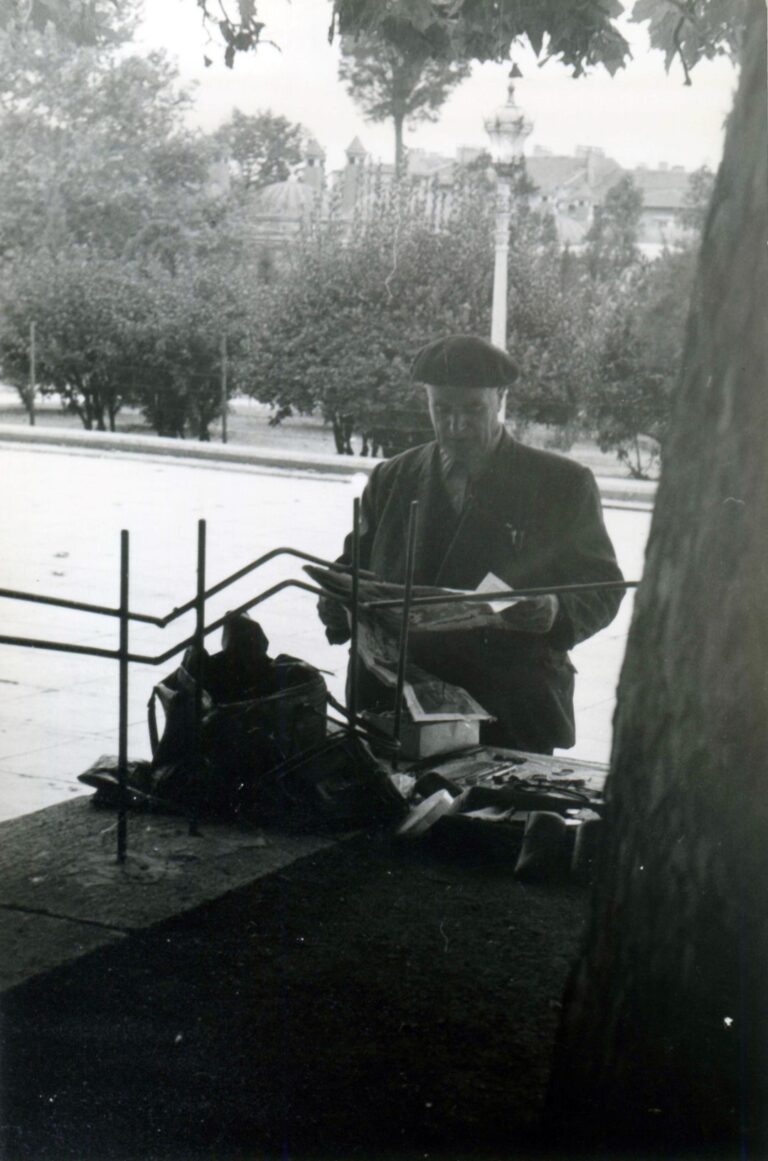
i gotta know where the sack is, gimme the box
[255,732,407,831]
[147,613,328,822]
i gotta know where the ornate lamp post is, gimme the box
[483,69,532,351]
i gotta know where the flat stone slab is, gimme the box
[0,907,126,993]
[0,797,338,993]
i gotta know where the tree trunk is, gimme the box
[547,5,768,1154]
[393,112,405,178]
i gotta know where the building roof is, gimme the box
[248,178,319,218]
[526,152,622,203]
[625,167,692,209]
[346,136,366,157]
[304,135,326,161]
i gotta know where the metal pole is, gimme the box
[28,321,36,427]
[490,173,510,350]
[491,172,510,424]
[220,335,228,445]
[190,519,206,836]
[117,530,129,863]
[348,497,361,727]
[392,501,418,767]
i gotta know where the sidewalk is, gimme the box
[0,797,591,1161]
[0,421,658,507]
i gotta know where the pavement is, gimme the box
[0,421,658,506]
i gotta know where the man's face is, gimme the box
[425,384,504,469]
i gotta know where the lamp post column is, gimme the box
[490,171,511,350]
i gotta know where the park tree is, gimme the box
[505,208,595,441]
[243,173,493,453]
[0,0,137,43]
[339,33,470,175]
[213,108,306,192]
[584,171,644,282]
[0,249,146,430]
[547,10,767,1152]
[131,253,255,440]
[0,11,254,435]
[680,162,716,233]
[0,25,213,263]
[587,268,669,478]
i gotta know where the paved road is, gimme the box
[0,443,651,822]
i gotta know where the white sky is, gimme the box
[137,0,737,174]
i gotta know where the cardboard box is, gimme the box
[363,711,481,760]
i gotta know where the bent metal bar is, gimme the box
[0,511,639,862]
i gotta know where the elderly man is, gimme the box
[318,335,624,754]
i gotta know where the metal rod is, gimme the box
[117,530,129,864]
[365,578,639,610]
[190,519,206,837]
[28,320,36,427]
[220,334,228,445]
[6,572,633,671]
[0,586,161,625]
[392,501,419,767]
[348,497,361,727]
[0,548,369,629]
[0,634,121,660]
[0,582,334,667]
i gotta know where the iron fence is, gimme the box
[0,500,637,862]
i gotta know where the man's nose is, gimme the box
[447,411,470,435]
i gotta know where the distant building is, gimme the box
[240,115,697,261]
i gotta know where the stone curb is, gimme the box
[0,423,657,508]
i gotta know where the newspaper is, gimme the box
[355,616,492,723]
[306,564,499,722]
[305,565,520,633]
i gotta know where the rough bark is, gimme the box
[547,4,768,1154]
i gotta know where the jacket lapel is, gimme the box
[434,433,532,588]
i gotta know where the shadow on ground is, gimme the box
[1,832,588,1161]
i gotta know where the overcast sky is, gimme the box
[137,0,737,175]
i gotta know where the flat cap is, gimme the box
[411,334,518,389]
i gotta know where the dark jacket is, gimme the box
[320,431,624,752]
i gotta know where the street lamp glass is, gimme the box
[483,81,532,166]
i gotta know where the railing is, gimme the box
[0,518,356,862]
[0,499,639,864]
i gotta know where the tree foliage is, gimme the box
[5,0,745,81]
[214,108,306,192]
[339,33,469,173]
[0,25,209,263]
[0,0,138,44]
[584,173,643,282]
[186,0,746,89]
[240,171,495,454]
[0,14,258,437]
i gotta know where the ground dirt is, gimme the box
[1,827,588,1161]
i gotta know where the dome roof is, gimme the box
[248,179,317,219]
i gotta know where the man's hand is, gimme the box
[501,594,559,635]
